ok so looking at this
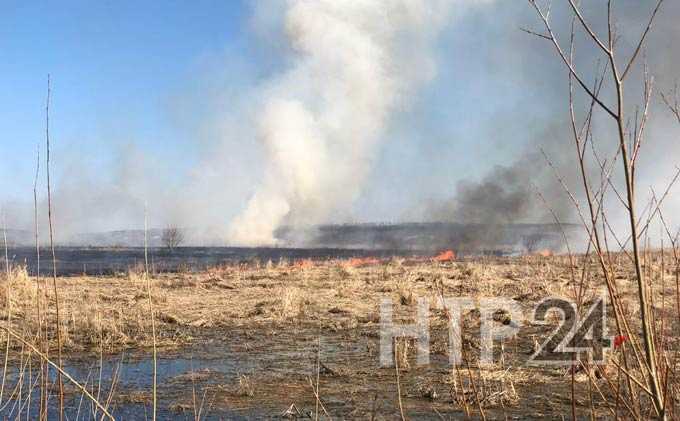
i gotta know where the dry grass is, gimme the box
[1,253,679,418]
[1,264,35,300]
[2,254,666,350]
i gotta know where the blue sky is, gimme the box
[6,0,674,236]
[0,1,254,198]
[0,1,571,233]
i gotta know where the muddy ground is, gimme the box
[2,255,677,419]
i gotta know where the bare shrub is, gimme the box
[526,0,676,417]
[162,226,185,250]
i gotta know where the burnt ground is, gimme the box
[8,246,415,276]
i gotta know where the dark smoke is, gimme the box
[424,121,582,251]
[2,1,680,248]
[453,163,535,225]
[422,0,680,250]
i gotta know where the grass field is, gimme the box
[2,253,678,419]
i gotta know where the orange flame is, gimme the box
[534,249,553,257]
[432,250,456,262]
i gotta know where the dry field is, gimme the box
[1,253,679,419]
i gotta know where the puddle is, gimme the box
[2,328,380,419]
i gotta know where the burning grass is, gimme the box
[1,253,679,418]
[432,249,456,262]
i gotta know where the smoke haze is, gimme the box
[2,1,680,248]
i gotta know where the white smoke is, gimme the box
[228,0,487,245]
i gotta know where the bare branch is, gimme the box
[636,167,680,240]
[567,0,612,55]
[630,63,653,167]
[621,0,664,81]
[660,84,680,124]
[607,0,614,50]
[519,26,551,40]
[527,0,618,119]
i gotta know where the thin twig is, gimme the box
[45,74,65,420]
[144,204,157,421]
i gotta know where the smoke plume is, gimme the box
[3,1,680,249]
[228,0,489,245]
[419,0,680,250]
